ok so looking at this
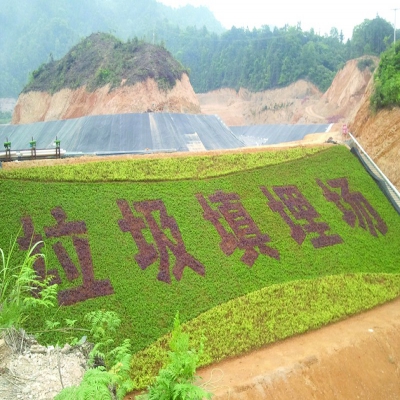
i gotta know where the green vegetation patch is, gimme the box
[0,146,399,372]
[23,33,188,94]
[0,146,324,182]
[371,42,400,110]
[356,56,376,72]
[130,273,400,389]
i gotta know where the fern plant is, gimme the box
[138,312,212,400]
[53,368,115,400]
[85,310,121,366]
[0,237,58,331]
[55,310,134,400]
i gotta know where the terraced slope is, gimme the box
[0,145,399,389]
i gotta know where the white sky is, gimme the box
[158,0,400,40]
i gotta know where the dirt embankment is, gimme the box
[197,80,322,126]
[198,58,376,128]
[12,73,200,124]
[197,298,400,400]
[349,79,400,190]
[12,58,374,130]
[319,57,377,122]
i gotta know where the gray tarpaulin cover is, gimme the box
[0,113,331,154]
[0,113,244,154]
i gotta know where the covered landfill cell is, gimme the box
[0,113,332,157]
[0,113,244,156]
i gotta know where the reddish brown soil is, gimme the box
[197,298,400,399]
[197,58,375,127]
[12,74,200,124]
[349,79,400,190]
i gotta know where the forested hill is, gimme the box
[0,0,223,97]
[0,0,396,98]
[166,25,346,93]
[23,33,188,94]
[167,17,394,93]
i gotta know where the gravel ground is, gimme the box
[0,329,88,400]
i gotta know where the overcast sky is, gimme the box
[158,0,400,40]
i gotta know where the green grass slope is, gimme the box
[130,273,400,388]
[0,145,399,386]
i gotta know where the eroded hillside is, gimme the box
[12,74,200,124]
[349,78,400,190]
[198,58,376,128]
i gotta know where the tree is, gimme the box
[351,16,393,57]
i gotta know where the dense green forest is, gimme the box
[0,0,396,97]
[167,16,394,93]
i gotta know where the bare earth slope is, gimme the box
[197,58,375,128]
[349,79,400,190]
[12,74,200,124]
[197,80,322,126]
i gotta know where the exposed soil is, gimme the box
[349,78,400,191]
[0,332,88,400]
[197,80,323,126]
[12,74,200,124]
[196,297,400,400]
[197,58,375,127]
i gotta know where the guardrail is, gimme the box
[0,148,66,162]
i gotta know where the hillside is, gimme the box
[0,0,224,98]
[0,145,399,398]
[198,80,322,126]
[198,57,376,127]
[12,33,201,123]
[349,56,400,191]
[197,298,400,399]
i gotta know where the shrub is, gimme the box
[55,310,134,400]
[0,238,58,331]
[137,312,211,400]
[370,44,400,110]
[357,57,375,72]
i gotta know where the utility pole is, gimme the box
[393,8,399,47]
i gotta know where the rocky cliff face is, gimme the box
[12,73,200,124]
